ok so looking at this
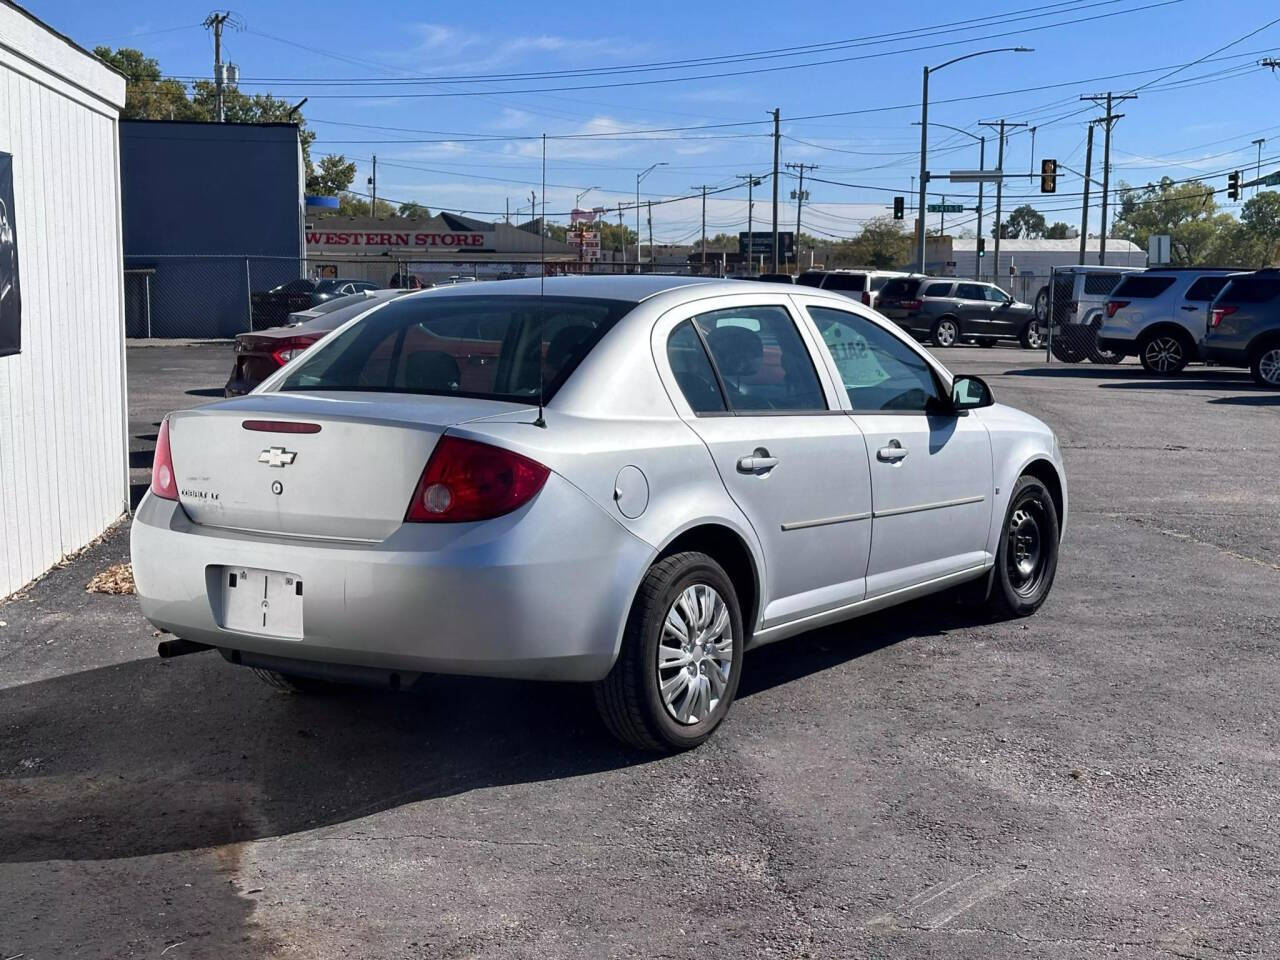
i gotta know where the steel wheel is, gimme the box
[1005,500,1048,599]
[1254,346,1280,387]
[1141,335,1186,374]
[932,318,959,348]
[657,583,734,725]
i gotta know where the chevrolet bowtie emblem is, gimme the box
[258,446,297,468]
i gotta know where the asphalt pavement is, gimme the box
[2,343,1278,959]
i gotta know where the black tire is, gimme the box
[1050,338,1088,363]
[1019,318,1045,350]
[594,551,745,752]
[987,475,1060,619]
[1088,347,1124,364]
[252,668,338,694]
[1249,342,1280,388]
[1138,330,1192,375]
[931,316,960,348]
[1034,286,1049,323]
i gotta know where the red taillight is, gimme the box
[1104,300,1129,318]
[150,419,178,501]
[405,436,550,523]
[271,335,321,366]
[901,299,922,310]
[1210,305,1237,328]
[861,291,871,306]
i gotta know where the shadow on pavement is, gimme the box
[1210,393,1280,406]
[0,596,984,865]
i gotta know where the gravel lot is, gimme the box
[2,342,1278,959]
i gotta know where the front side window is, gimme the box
[807,306,940,413]
[278,295,633,401]
[666,320,726,414]
[982,285,1010,303]
[693,305,827,413]
[955,283,986,301]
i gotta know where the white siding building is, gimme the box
[0,2,128,597]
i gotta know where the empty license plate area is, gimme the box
[221,566,304,639]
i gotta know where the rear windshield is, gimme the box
[1219,276,1280,304]
[278,295,634,402]
[822,273,867,292]
[1083,273,1124,295]
[880,278,922,298]
[795,272,825,288]
[1184,275,1234,301]
[1112,275,1176,299]
[869,275,894,291]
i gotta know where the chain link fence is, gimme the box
[1041,264,1134,364]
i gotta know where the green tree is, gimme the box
[599,221,638,252]
[307,155,356,198]
[93,46,195,120]
[1240,191,1280,266]
[336,192,396,218]
[995,204,1047,239]
[397,201,432,219]
[1111,177,1224,264]
[826,217,911,269]
[1044,221,1072,239]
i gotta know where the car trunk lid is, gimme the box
[166,392,533,540]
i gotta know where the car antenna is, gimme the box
[533,132,547,428]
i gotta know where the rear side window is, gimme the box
[822,273,867,292]
[694,305,827,413]
[795,272,825,288]
[278,295,633,401]
[1184,275,1234,302]
[666,321,726,414]
[1083,273,1124,295]
[1220,276,1280,303]
[1112,275,1176,298]
[921,282,953,297]
[880,278,921,299]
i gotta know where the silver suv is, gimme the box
[1038,265,1141,362]
[1098,268,1244,373]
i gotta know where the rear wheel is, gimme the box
[1250,343,1280,387]
[1050,338,1088,363]
[987,475,1060,618]
[252,668,338,694]
[931,317,960,348]
[1139,331,1191,374]
[594,552,744,752]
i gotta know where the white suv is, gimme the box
[1098,268,1245,373]
[795,269,909,309]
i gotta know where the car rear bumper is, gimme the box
[1197,340,1248,367]
[130,474,654,683]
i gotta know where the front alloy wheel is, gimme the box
[932,317,959,348]
[1251,345,1280,387]
[594,551,744,752]
[1021,319,1045,350]
[1140,335,1187,374]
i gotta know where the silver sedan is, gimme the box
[132,276,1067,751]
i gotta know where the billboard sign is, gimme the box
[738,231,795,258]
[305,230,495,251]
[0,152,20,358]
[577,230,601,262]
[571,207,606,224]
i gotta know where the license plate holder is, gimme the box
[221,566,304,639]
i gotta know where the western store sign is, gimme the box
[305,230,495,251]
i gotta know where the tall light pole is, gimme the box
[914,122,984,274]
[1253,139,1267,197]
[916,46,1031,273]
[636,163,666,270]
[575,186,599,209]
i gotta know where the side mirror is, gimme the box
[1004,294,1015,304]
[952,375,994,410]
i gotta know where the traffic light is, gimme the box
[893,196,905,220]
[1040,158,1058,194]
[977,237,986,258]
[1227,170,1241,201]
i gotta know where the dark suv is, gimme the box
[1199,269,1280,387]
[878,276,1041,348]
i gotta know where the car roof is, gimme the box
[397,274,745,304]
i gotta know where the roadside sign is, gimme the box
[1265,172,1280,187]
[927,203,963,213]
[738,231,795,258]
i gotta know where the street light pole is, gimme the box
[1253,138,1267,197]
[636,163,667,271]
[912,121,984,277]
[915,46,1032,273]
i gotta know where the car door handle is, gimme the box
[877,441,909,463]
[1180,305,1199,312]
[737,449,779,474]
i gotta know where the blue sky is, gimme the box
[28,0,1280,243]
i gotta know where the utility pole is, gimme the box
[647,201,654,269]
[618,207,626,270]
[770,108,781,273]
[1253,138,1267,197]
[203,12,234,123]
[980,118,1027,289]
[736,173,762,274]
[692,185,711,273]
[785,163,816,275]
[1078,123,1095,266]
[368,155,377,217]
[505,197,510,225]
[1080,92,1135,264]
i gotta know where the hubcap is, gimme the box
[937,322,957,346]
[1006,501,1047,597]
[657,583,733,725]
[1144,337,1183,372]
[1026,321,1044,348]
[1259,348,1280,385]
